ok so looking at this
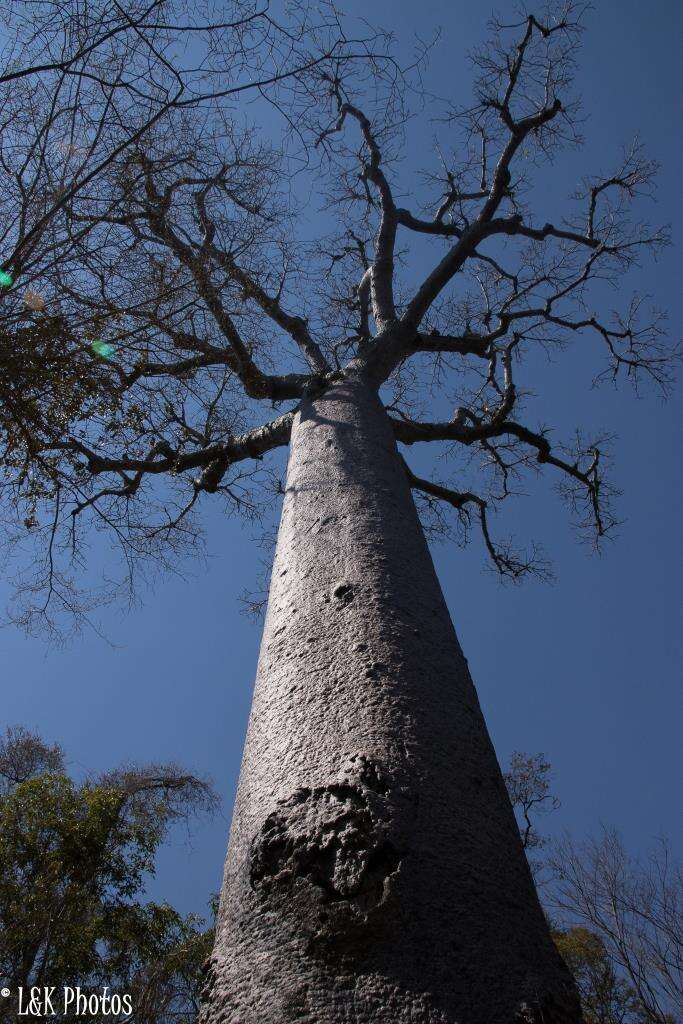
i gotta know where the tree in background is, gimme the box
[549,832,682,1024]
[4,740,676,1024]
[553,927,644,1024]
[504,751,561,851]
[0,726,216,1024]
[0,2,678,1021]
[504,753,682,1024]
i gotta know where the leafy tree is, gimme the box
[0,725,63,790]
[554,927,643,1024]
[0,727,216,1023]
[0,2,678,1021]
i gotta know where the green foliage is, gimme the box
[0,728,215,1023]
[554,926,644,1024]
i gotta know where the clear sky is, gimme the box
[1,0,681,922]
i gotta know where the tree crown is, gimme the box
[0,1,677,633]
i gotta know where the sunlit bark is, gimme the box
[201,375,581,1023]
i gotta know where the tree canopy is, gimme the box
[0,726,217,1024]
[0,1,677,636]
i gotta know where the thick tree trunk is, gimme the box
[200,375,581,1024]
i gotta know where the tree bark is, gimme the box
[200,374,581,1024]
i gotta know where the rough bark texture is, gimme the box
[200,375,581,1024]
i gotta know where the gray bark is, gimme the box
[200,374,581,1024]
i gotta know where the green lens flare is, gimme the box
[91,339,115,359]
[0,270,12,287]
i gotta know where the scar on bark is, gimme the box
[249,758,403,933]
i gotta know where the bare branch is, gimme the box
[402,455,550,580]
[317,78,398,328]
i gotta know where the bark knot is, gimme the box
[249,760,403,940]
[332,582,355,605]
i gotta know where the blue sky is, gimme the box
[1,0,681,921]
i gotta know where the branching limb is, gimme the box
[413,329,492,358]
[193,188,330,375]
[58,412,295,496]
[393,411,612,540]
[137,155,293,396]
[402,456,548,580]
[317,78,397,328]
[1,3,675,636]
[52,277,316,399]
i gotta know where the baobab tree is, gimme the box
[0,2,676,1023]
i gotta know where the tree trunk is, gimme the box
[200,374,581,1024]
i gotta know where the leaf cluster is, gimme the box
[0,727,216,1024]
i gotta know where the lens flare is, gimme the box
[0,270,12,287]
[91,339,115,359]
